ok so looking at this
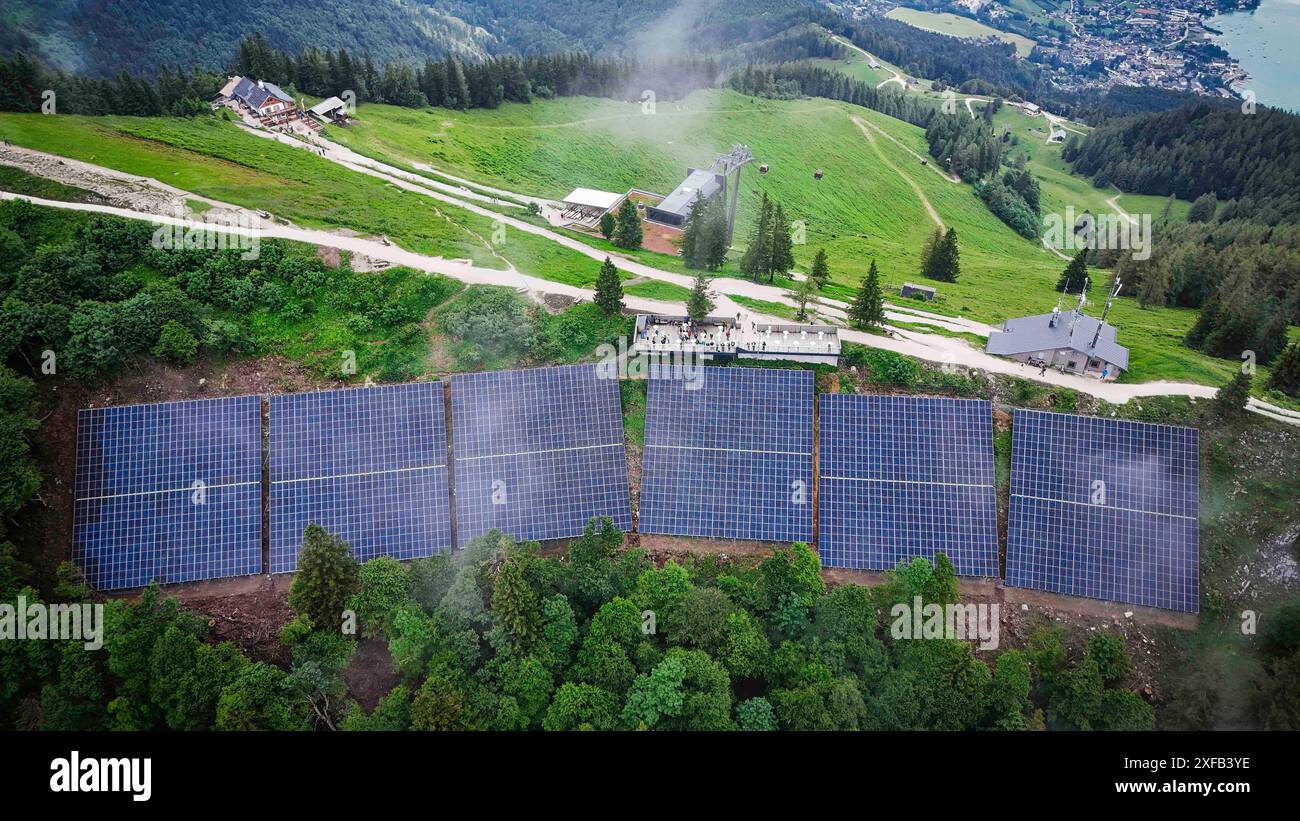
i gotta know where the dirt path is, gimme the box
[849,116,945,230]
[850,114,961,184]
[0,143,238,218]
[6,148,1299,423]
[1106,193,1139,226]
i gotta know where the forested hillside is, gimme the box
[1066,105,1300,368]
[1065,105,1300,226]
[0,0,817,77]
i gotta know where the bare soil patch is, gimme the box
[344,639,402,711]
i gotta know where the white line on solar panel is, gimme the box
[646,445,809,455]
[1009,491,1197,520]
[455,442,623,461]
[821,476,991,487]
[76,480,259,501]
[272,465,441,483]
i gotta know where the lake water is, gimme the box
[1209,0,1300,113]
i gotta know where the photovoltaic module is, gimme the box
[818,394,999,575]
[451,364,631,546]
[74,396,262,590]
[1004,409,1199,613]
[269,382,451,572]
[639,365,814,542]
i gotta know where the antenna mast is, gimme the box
[1090,278,1121,349]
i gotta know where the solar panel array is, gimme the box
[640,365,814,542]
[451,365,631,546]
[818,395,999,575]
[74,397,262,590]
[269,382,451,572]
[1004,409,1199,612]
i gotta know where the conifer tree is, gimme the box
[687,271,714,324]
[1210,368,1251,421]
[850,258,885,328]
[1267,340,1300,398]
[699,196,730,271]
[924,228,960,283]
[919,228,941,278]
[768,203,794,282]
[809,248,831,288]
[740,194,772,280]
[612,198,643,249]
[593,256,623,315]
[599,211,615,241]
[1056,249,1087,293]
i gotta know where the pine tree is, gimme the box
[919,228,941,279]
[1210,368,1251,421]
[699,195,730,271]
[593,256,623,315]
[599,211,615,241]
[740,194,772,280]
[1267,340,1300,398]
[768,203,794,282]
[686,271,714,324]
[924,228,960,283]
[679,197,704,268]
[809,248,830,288]
[1056,249,1087,293]
[611,198,643,249]
[287,524,360,632]
[445,56,470,110]
[1136,259,1172,308]
[850,258,885,328]
[1187,191,1218,223]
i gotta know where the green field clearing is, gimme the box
[321,90,1274,386]
[624,279,693,301]
[0,112,605,287]
[885,8,1038,57]
[1,91,1284,388]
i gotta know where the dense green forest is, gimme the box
[0,40,721,117]
[1065,105,1300,226]
[0,0,820,77]
[728,61,934,127]
[1065,105,1300,368]
[0,517,1160,731]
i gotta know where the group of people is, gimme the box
[639,320,734,351]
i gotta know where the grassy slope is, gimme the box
[331,90,1253,386]
[885,8,1038,57]
[0,89,1279,387]
[0,112,610,288]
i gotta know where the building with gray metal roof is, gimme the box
[986,305,1129,378]
[645,168,723,227]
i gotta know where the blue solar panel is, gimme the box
[269,382,451,572]
[1004,409,1199,612]
[74,396,262,590]
[451,364,631,546]
[640,366,814,542]
[818,395,999,575]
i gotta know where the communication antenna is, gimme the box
[1068,276,1089,336]
[1090,278,1122,349]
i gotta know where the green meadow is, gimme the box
[0,86,1281,388]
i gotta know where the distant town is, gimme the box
[843,0,1260,100]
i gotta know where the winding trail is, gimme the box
[3,139,1295,423]
[7,184,1295,423]
[849,116,944,230]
